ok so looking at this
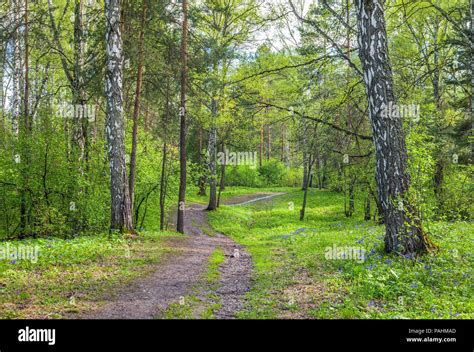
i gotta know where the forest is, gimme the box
[0,0,472,321]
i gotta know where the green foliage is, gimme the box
[259,159,286,186]
[226,166,263,187]
[206,247,225,283]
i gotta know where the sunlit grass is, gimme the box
[208,188,473,319]
[0,231,179,319]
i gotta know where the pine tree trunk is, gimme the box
[160,60,171,231]
[19,0,30,234]
[207,107,217,211]
[159,139,167,231]
[129,0,147,218]
[355,0,431,254]
[471,0,474,160]
[177,0,188,233]
[105,0,133,232]
[72,0,86,154]
[11,0,21,136]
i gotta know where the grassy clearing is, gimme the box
[0,231,180,319]
[186,185,297,205]
[208,188,473,319]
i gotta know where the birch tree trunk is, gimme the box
[177,0,188,233]
[355,0,432,254]
[105,0,133,232]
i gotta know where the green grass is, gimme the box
[0,231,180,319]
[208,188,474,319]
[206,247,225,283]
[186,185,297,205]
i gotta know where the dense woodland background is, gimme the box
[0,0,472,321]
[0,0,472,248]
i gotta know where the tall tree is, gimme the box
[11,0,21,136]
[355,0,433,254]
[471,0,474,152]
[105,0,133,232]
[19,0,30,234]
[207,99,218,210]
[129,0,148,218]
[72,0,86,154]
[177,0,188,233]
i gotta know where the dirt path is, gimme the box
[79,192,283,319]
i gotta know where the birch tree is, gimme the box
[0,3,6,129]
[105,0,133,232]
[355,0,433,254]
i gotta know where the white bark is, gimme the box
[105,0,133,231]
[355,0,428,253]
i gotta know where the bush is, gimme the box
[282,167,303,187]
[226,165,263,187]
[259,159,285,185]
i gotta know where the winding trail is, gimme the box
[79,192,284,319]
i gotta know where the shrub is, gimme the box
[259,159,285,185]
[226,165,263,187]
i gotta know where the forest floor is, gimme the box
[0,187,471,319]
[76,192,283,319]
[209,189,473,319]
